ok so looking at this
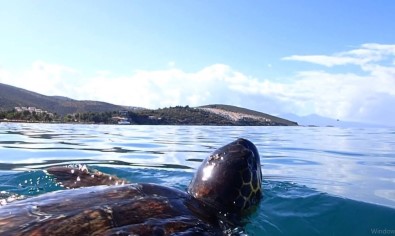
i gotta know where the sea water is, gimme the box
[0,123,394,235]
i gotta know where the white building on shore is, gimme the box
[14,107,53,116]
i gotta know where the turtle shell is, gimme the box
[0,183,220,235]
[0,138,262,235]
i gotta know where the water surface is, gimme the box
[1,123,394,235]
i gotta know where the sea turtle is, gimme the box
[0,138,262,235]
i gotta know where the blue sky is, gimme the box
[1,1,395,125]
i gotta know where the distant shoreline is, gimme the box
[0,119,299,127]
[0,119,92,125]
[0,83,298,126]
[1,105,298,126]
[0,119,294,126]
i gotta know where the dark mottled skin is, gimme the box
[0,138,262,235]
[0,184,219,235]
[188,138,262,214]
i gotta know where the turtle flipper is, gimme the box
[46,165,128,188]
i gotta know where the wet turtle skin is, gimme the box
[0,138,262,235]
[0,184,219,235]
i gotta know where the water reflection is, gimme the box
[0,123,395,208]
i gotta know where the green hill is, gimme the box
[199,104,298,126]
[0,83,297,126]
[129,105,298,126]
[0,83,124,115]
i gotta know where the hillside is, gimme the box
[199,104,298,126]
[0,83,297,126]
[124,105,298,126]
[0,83,125,115]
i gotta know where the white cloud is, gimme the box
[282,55,364,67]
[280,44,395,124]
[77,64,263,109]
[0,61,78,96]
[283,43,395,67]
[1,43,395,126]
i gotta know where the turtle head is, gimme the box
[188,138,262,214]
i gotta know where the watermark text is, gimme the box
[371,229,395,235]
